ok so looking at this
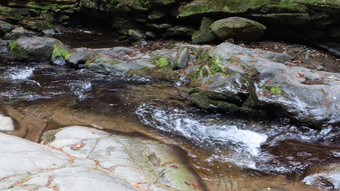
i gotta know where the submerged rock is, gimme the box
[210,17,266,42]
[303,163,340,190]
[0,126,203,191]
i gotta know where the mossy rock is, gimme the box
[9,40,28,60]
[210,17,266,42]
[192,16,216,44]
[51,41,71,61]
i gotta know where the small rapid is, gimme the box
[136,103,268,169]
[135,103,340,173]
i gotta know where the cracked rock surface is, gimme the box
[0,126,202,191]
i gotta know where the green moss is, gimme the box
[178,4,212,17]
[190,91,240,112]
[41,129,62,145]
[264,85,283,94]
[155,57,169,68]
[209,55,225,75]
[9,41,28,60]
[127,65,179,82]
[51,42,70,61]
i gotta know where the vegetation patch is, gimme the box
[9,41,28,60]
[155,57,169,68]
[127,65,179,82]
[51,42,70,61]
[264,85,283,94]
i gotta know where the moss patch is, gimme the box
[9,41,28,60]
[51,42,70,61]
[155,57,169,68]
[127,66,179,82]
[264,85,283,94]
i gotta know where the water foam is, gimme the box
[135,104,267,169]
[6,67,35,80]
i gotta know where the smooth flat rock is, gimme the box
[0,126,202,191]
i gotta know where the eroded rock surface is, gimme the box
[0,126,203,191]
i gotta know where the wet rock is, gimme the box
[9,36,62,61]
[0,39,8,53]
[42,29,56,35]
[0,20,14,35]
[210,17,266,42]
[4,26,35,40]
[185,42,340,126]
[302,163,340,190]
[0,126,202,191]
[318,43,340,57]
[0,114,14,132]
[176,47,190,69]
[85,47,155,74]
[68,48,94,66]
[192,16,216,44]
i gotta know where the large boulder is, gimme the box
[210,17,266,42]
[9,36,67,61]
[0,126,203,191]
[185,42,340,126]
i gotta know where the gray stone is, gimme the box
[4,26,35,40]
[68,48,94,65]
[42,29,55,35]
[186,42,340,126]
[10,36,61,61]
[0,20,14,34]
[210,17,266,42]
[164,25,196,37]
[192,16,216,44]
[177,47,190,69]
[0,39,8,53]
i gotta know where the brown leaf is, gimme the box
[70,143,85,150]
[192,183,202,190]
[170,165,179,169]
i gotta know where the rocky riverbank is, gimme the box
[1,0,340,190]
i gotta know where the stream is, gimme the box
[1,47,340,190]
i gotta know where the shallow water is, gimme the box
[0,61,339,190]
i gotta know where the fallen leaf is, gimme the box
[70,143,85,150]
[293,59,302,63]
[170,165,179,169]
[192,183,202,190]
[283,51,288,54]
[132,183,141,188]
[311,53,317,58]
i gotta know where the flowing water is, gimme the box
[1,59,340,190]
